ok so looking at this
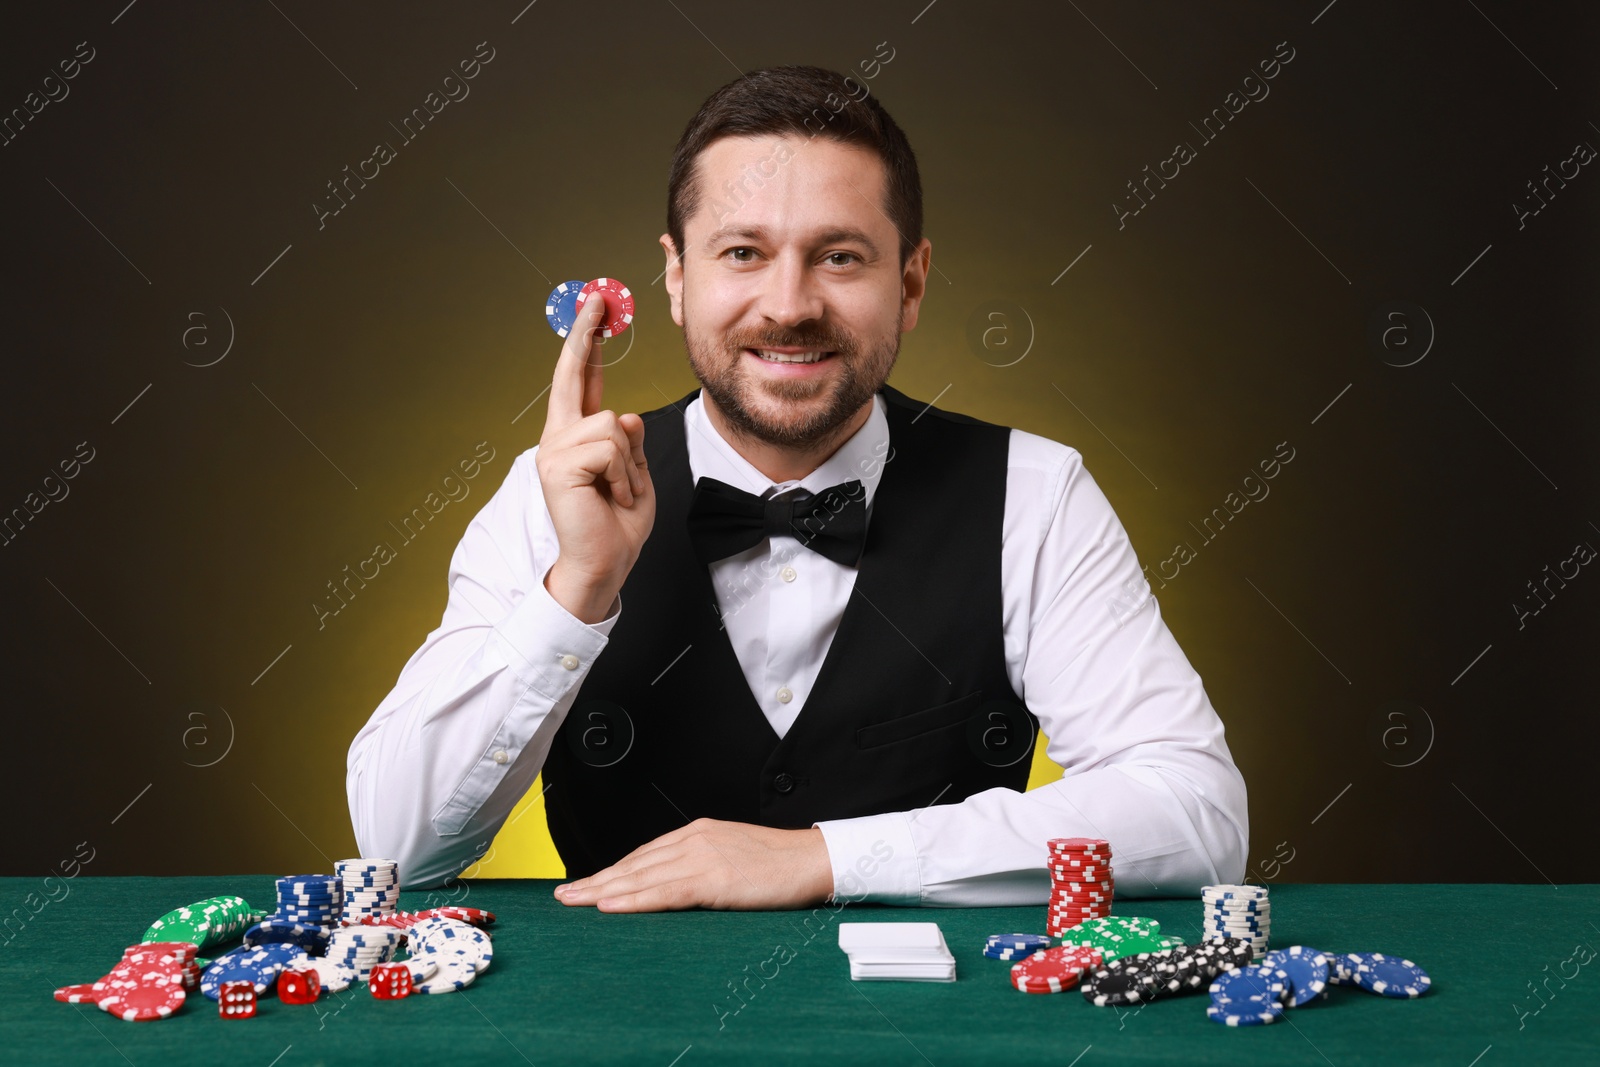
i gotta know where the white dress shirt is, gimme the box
[347,390,1249,903]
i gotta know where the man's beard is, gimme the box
[682,311,900,450]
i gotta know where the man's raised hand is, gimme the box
[536,295,654,623]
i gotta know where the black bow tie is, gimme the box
[686,476,869,568]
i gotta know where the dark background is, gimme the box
[4,0,1595,885]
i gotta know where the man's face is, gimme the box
[662,134,931,450]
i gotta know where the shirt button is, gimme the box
[560,654,579,670]
[780,565,797,582]
[776,686,792,704]
[492,749,509,765]
[773,772,795,793]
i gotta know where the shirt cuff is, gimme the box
[814,811,922,905]
[489,563,619,700]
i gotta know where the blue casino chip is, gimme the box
[1262,946,1330,1006]
[545,280,587,338]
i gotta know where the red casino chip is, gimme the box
[98,976,186,1021]
[54,982,102,1004]
[417,906,497,927]
[1010,945,1104,993]
[575,278,635,338]
[1047,838,1110,854]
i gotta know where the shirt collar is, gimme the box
[684,390,890,506]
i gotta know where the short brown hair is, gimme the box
[666,65,923,266]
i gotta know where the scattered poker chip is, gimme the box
[98,976,186,1021]
[1263,946,1330,1006]
[1349,953,1432,998]
[1082,961,1163,1006]
[408,916,492,995]
[419,906,497,927]
[1009,945,1103,993]
[1327,951,1363,986]
[54,982,102,1004]
[984,933,1052,960]
[575,278,635,338]
[986,933,1052,951]
[303,957,356,994]
[544,280,587,338]
[1206,999,1285,1026]
[200,944,308,1000]
[1210,963,1292,1007]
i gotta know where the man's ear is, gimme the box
[899,238,933,332]
[660,233,685,327]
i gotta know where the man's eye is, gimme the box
[727,248,755,262]
[826,252,857,266]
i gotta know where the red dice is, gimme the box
[219,980,256,1018]
[277,967,321,1005]
[369,963,412,1000]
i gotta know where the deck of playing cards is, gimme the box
[837,922,956,982]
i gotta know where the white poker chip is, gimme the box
[303,957,356,994]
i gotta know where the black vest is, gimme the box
[542,384,1037,878]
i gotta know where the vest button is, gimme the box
[773,772,795,794]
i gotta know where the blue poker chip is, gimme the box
[200,944,307,999]
[1263,946,1330,1006]
[545,280,587,338]
[1348,953,1431,998]
[985,933,1051,949]
[243,919,331,954]
[1209,964,1291,1007]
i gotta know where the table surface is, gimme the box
[2,878,1594,1066]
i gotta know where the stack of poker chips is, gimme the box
[1203,883,1269,958]
[319,926,402,987]
[141,896,266,952]
[1080,937,1253,1007]
[272,874,342,926]
[337,858,400,925]
[1045,837,1114,937]
[240,875,341,954]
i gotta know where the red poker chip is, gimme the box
[356,912,418,928]
[575,278,635,338]
[99,977,186,1021]
[415,906,497,927]
[54,982,102,1004]
[1047,838,1110,853]
[1009,945,1104,993]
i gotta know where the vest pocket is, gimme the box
[854,691,984,749]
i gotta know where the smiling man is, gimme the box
[347,66,1249,911]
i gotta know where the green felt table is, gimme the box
[2,878,1594,1066]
